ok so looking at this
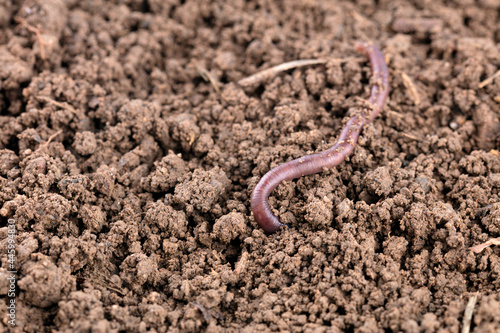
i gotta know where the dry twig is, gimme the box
[462,293,478,333]
[37,96,77,114]
[470,237,500,253]
[400,132,422,142]
[238,58,329,87]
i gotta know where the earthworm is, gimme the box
[251,42,389,233]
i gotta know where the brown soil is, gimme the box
[1,0,500,332]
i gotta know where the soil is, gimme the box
[0,0,500,332]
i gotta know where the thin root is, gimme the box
[38,129,63,150]
[37,96,77,114]
[14,16,47,60]
[196,64,222,97]
[401,72,420,106]
[478,70,500,89]
[92,271,125,296]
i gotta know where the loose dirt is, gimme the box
[1,0,500,332]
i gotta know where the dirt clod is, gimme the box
[1,0,500,331]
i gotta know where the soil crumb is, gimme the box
[1,0,500,331]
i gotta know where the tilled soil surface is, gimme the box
[1,0,500,332]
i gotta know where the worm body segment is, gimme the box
[251,42,389,233]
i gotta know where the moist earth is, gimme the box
[1,0,500,332]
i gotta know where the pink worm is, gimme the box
[251,42,390,233]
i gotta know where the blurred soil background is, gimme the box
[1,0,500,332]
